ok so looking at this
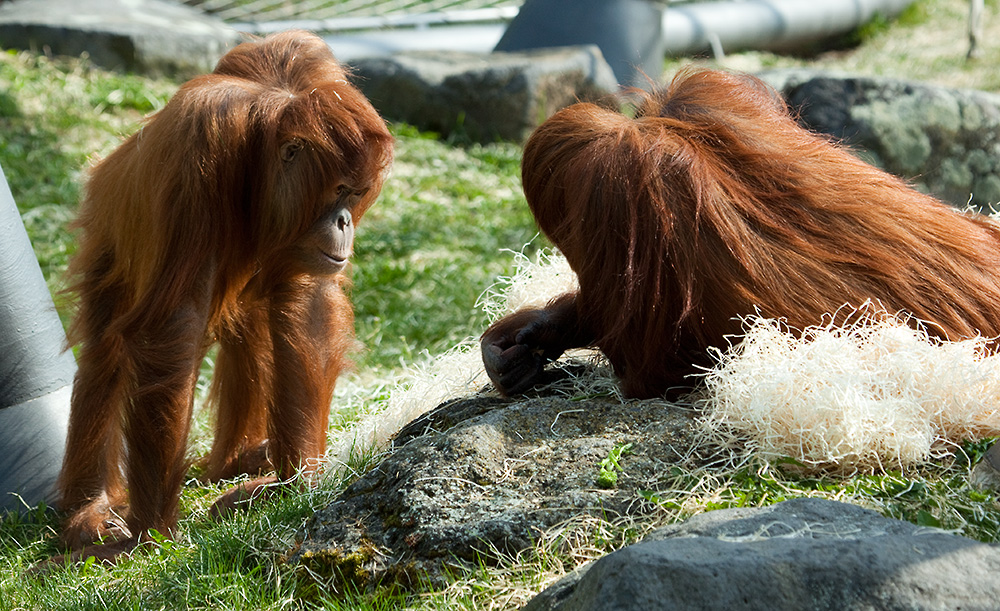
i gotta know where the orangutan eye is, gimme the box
[280,139,304,162]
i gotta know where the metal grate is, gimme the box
[185,0,522,24]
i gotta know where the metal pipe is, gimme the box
[662,0,917,56]
[232,7,519,35]
[0,164,74,512]
[234,0,918,63]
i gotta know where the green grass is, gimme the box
[3,0,1000,608]
[352,124,537,373]
[0,45,539,610]
[665,0,1000,92]
[0,50,540,370]
[0,50,174,299]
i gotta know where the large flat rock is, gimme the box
[350,46,618,142]
[0,0,241,76]
[527,497,1000,611]
[290,391,697,588]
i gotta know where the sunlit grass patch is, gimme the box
[4,1,1000,607]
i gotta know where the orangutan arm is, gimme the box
[481,292,596,395]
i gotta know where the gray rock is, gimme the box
[526,497,1000,611]
[762,69,1000,212]
[349,46,619,142]
[0,0,241,77]
[970,441,1000,491]
[289,389,696,589]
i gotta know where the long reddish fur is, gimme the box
[484,68,1000,398]
[57,31,392,561]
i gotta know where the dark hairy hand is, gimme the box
[481,294,590,395]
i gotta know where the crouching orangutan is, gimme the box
[483,68,1000,399]
[56,30,393,563]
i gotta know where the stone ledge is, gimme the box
[350,46,619,142]
[0,0,241,77]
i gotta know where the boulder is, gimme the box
[349,46,618,142]
[289,389,696,588]
[292,363,1000,605]
[526,497,1000,611]
[0,0,241,77]
[762,69,1000,212]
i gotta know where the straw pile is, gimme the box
[697,310,1000,473]
[331,250,1000,474]
[327,248,580,468]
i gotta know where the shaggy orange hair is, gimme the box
[56,31,392,564]
[484,68,1000,398]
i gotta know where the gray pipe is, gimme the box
[495,0,667,87]
[494,0,915,86]
[0,164,74,512]
[663,0,917,56]
[258,0,916,67]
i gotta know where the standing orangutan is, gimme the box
[483,68,1000,399]
[57,30,393,562]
